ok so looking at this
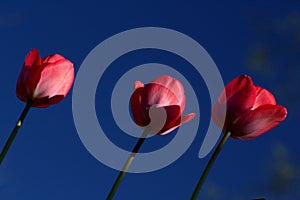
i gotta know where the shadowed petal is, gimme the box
[130,87,150,126]
[219,75,253,104]
[17,49,44,101]
[231,105,287,140]
[158,113,196,135]
[32,95,65,108]
[226,77,256,117]
[215,75,257,127]
[23,49,42,67]
[147,105,181,135]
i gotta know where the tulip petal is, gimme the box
[148,105,181,135]
[142,83,180,108]
[252,86,276,110]
[158,113,196,135]
[158,126,179,135]
[130,87,150,126]
[219,75,253,104]
[31,95,65,108]
[231,104,287,140]
[134,80,144,90]
[151,75,186,110]
[226,77,256,117]
[180,113,196,124]
[17,49,44,101]
[34,57,74,99]
[42,54,66,63]
[159,105,181,130]
[24,49,42,67]
[216,75,257,128]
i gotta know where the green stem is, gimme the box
[106,130,148,200]
[0,100,32,165]
[190,131,231,200]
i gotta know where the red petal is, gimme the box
[34,58,74,100]
[231,104,287,140]
[158,113,196,135]
[219,75,253,104]
[180,113,196,124]
[159,105,181,131]
[158,126,179,135]
[216,75,257,128]
[147,105,181,135]
[24,49,42,67]
[134,80,144,90]
[226,76,256,119]
[142,83,180,108]
[252,86,276,110]
[150,75,186,111]
[42,54,66,63]
[31,95,65,108]
[16,49,44,102]
[130,87,150,126]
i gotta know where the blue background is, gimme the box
[0,0,299,199]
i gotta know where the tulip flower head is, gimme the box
[212,75,287,140]
[130,75,195,135]
[16,49,74,108]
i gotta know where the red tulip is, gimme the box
[212,75,287,140]
[130,75,195,135]
[16,49,74,108]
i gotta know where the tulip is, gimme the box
[107,75,195,199]
[130,75,195,135]
[212,74,287,139]
[16,49,74,108]
[0,49,74,165]
[191,75,287,199]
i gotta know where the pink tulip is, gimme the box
[130,75,195,135]
[16,49,74,108]
[212,75,287,140]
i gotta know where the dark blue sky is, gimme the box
[0,1,299,199]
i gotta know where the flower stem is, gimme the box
[0,100,32,165]
[106,130,148,200]
[190,131,231,200]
